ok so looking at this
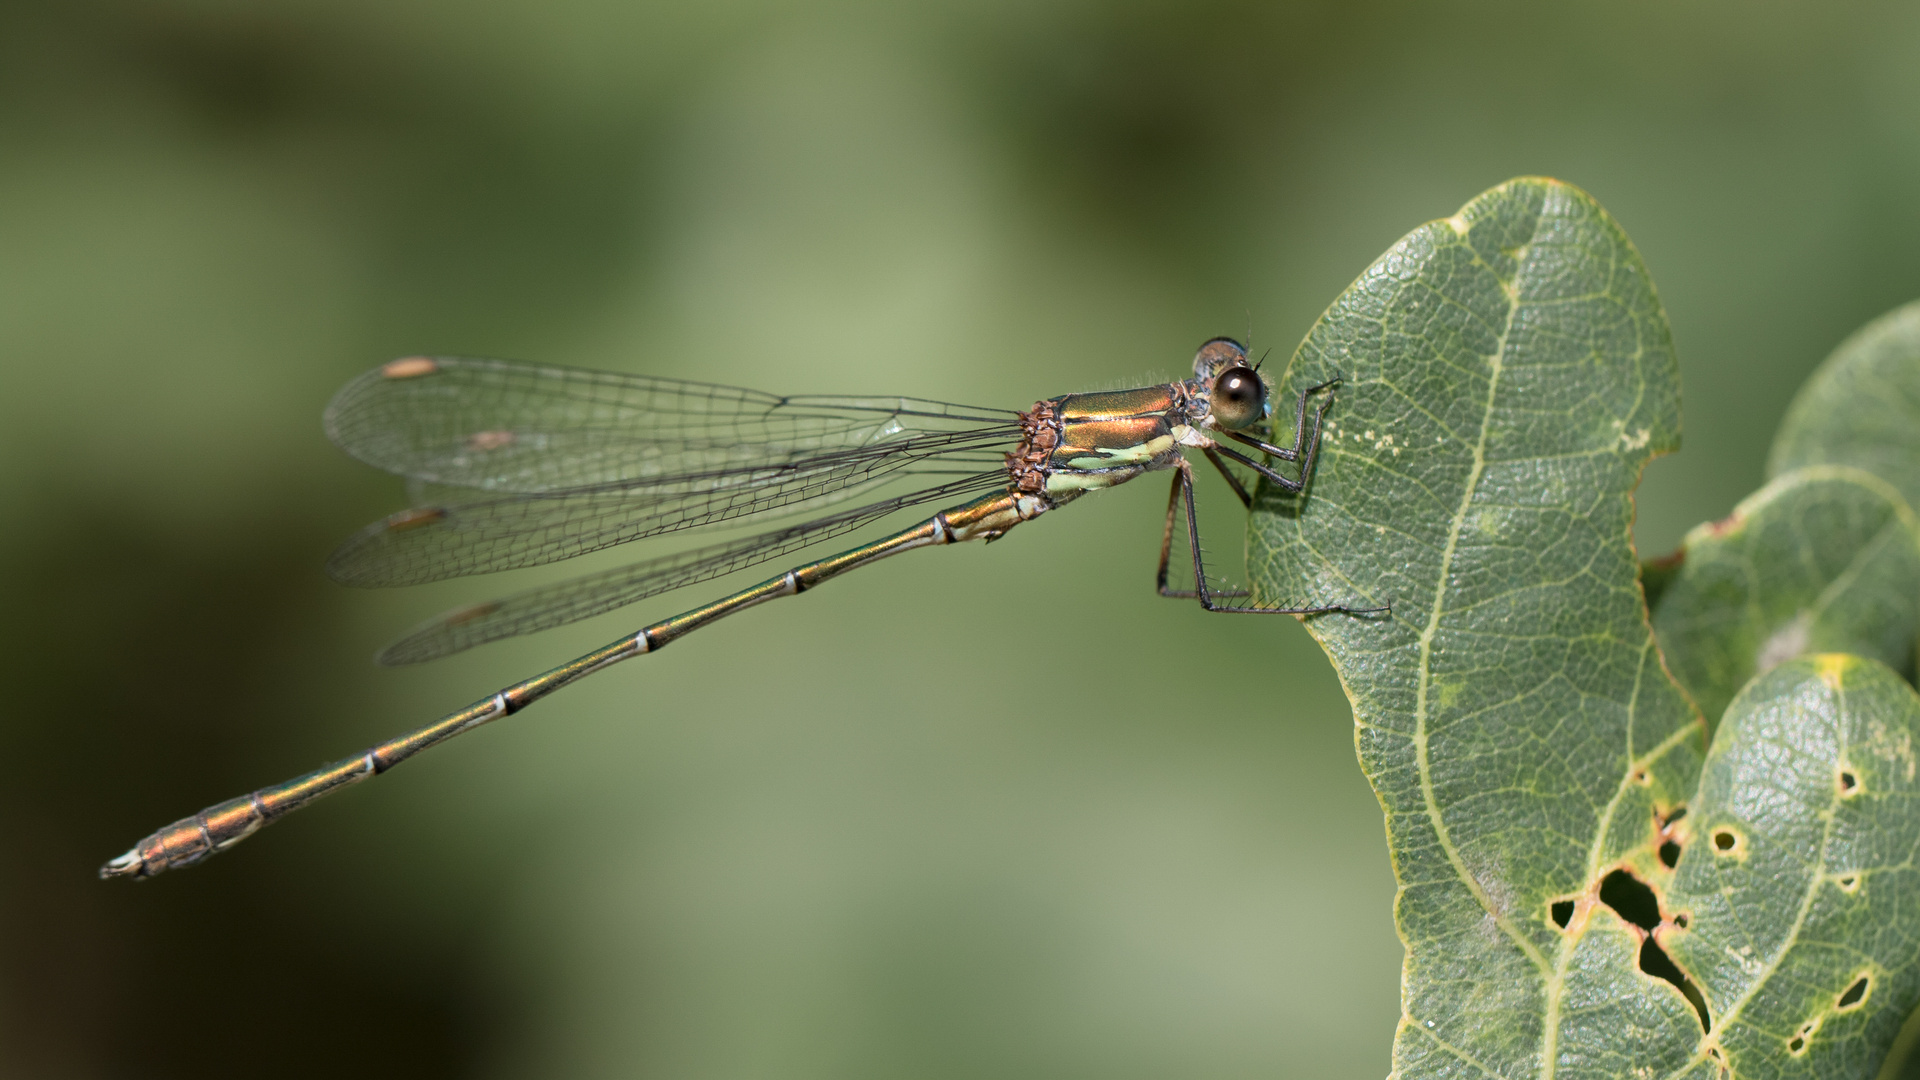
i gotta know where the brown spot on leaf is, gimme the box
[1706,511,1744,537]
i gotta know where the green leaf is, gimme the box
[1248,178,1920,1077]
[1650,467,1920,730]
[1665,655,1920,1078]
[1248,177,1707,1076]
[1770,300,1920,509]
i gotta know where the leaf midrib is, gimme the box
[1407,236,1552,1029]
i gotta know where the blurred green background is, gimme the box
[4,1,1919,1076]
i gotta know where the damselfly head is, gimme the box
[1191,337,1248,379]
[1209,366,1267,429]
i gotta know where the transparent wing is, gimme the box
[376,474,1003,664]
[325,355,1016,494]
[326,428,1014,587]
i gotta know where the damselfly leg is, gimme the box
[1159,459,1384,616]
[1199,445,1254,509]
[1155,375,1378,615]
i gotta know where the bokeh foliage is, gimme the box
[8,2,1920,1078]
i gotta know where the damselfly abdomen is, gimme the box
[102,338,1379,879]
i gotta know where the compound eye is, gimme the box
[1192,337,1248,377]
[1209,367,1266,429]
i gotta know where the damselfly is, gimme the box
[102,338,1378,880]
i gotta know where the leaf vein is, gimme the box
[1409,232,1554,994]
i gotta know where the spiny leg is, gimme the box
[1201,446,1253,508]
[1155,466,1247,600]
[1159,397,1333,602]
[1155,469,1185,597]
[1174,459,1384,616]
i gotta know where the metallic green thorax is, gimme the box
[1009,351,1252,502]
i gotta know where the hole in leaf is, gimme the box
[1713,830,1738,852]
[1598,869,1710,1032]
[1674,913,1689,929]
[1838,975,1869,1009]
[1837,874,1861,893]
[1551,900,1574,929]
[1788,1019,1819,1056]
[1643,939,1711,1033]
[1839,770,1858,794]
[1655,806,1687,868]
[1599,870,1661,931]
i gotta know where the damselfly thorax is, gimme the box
[102,337,1381,880]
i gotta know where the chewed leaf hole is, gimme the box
[1643,940,1710,1033]
[1656,806,1686,868]
[1551,900,1575,929]
[1837,873,1861,894]
[1599,870,1661,931]
[1788,1018,1819,1056]
[1839,769,1859,795]
[1838,975,1870,1010]
[1674,912,1690,929]
[1598,869,1710,1032]
[1711,828,1743,855]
